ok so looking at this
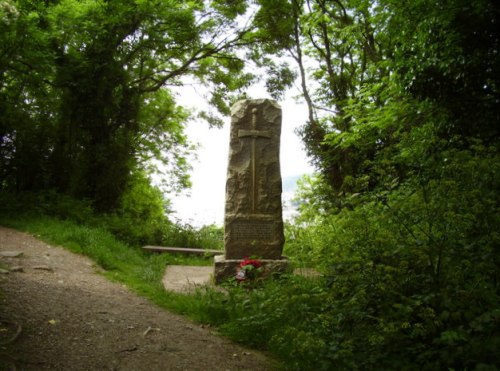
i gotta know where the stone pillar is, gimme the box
[214,99,290,283]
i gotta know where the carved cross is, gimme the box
[238,108,271,213]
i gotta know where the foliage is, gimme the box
[200,140,500,370]
[0,189,223,254]
[235,257,263,283]
[281,144,500,369]
[252,0,500,369]
[253,0,499,201]
[101,170,170,245]
[195,224,224,250]
[161,222,223,251]
[217,276,326,344]
[0,213,214,318]
[3,199,498,370]
[2,0,499,369]
[0,0,258,211]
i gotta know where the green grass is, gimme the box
[0,213,289,369]
[0,214,216,318]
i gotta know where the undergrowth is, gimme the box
[3,165,498,371]
[0,213,324,370]
[0,210,312,369]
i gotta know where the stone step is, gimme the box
[142,246,222,256]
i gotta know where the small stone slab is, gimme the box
[142,246,222,256]
[162,265,213,292]
[0,251,23,258]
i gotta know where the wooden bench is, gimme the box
[142,245,222,256]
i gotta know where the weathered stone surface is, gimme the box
[224,99,285,260]
[162,265,213,292]
[214,99,288,283]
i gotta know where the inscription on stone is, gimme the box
[232,221,274,241]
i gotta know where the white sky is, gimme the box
[169,85,313,227]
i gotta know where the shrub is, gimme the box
[279,144,500,369]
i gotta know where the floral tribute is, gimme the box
[235,257,263,282]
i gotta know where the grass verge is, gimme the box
[0,214,220,321]
[0,214,315,370]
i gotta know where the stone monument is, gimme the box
[214,99,289,283]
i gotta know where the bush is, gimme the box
[278,143,500,369]
[0,178,221,251]
[100,170,171,245]
[160,222,223,251]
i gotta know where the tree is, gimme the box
[256,0,500,368]
[0,0,57,191]
[1,0,256,211]
[254,0,499,205]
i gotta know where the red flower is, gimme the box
[240,257,262,269]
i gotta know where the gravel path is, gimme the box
[0,226,274,370]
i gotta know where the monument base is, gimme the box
[213,255,290,284]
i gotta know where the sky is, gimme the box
[169,86,314,227]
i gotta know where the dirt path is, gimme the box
[0,226,274,370]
